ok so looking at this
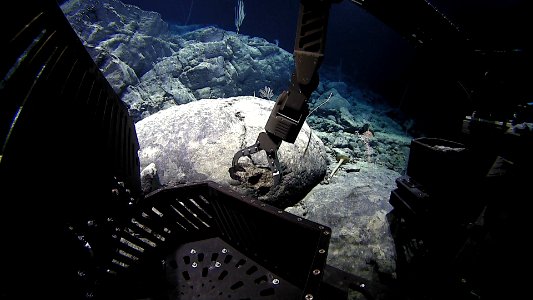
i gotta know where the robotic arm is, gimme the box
[230,0,341,186]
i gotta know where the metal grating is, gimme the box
[79,182,331,300]
[0,2,141,298]
[0,1,141,199]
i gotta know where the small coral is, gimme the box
[259,86,274,100]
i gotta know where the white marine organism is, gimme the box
[259,86,274,100]
[235,0,246,34]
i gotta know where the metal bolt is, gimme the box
[318,226,324,230]
[297,217,302,221]
[323,231,330,235]
[222,248,228,254]
[190,249,196,254]
[272,278,280,285]
[215,262,221,268]
[192,262,198,268]
[312,269,321,275]
[360,283,365,288]
[78,270,86,277]
[305,294,314,300]
[87,220,95,226]
[318,249,325,254]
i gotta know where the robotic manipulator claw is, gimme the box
[228,0,334,188]
[229,81,313,188]
[229,132,283,186]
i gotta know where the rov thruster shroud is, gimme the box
[1,1,531,300]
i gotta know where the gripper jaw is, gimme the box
[229,132,282,186]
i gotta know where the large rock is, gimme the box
[135,97,328,207]
[286,162,400,283]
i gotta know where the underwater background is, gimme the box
[56,0,532,298]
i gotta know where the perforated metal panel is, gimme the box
[166,237,301,299]
[82,182,331,300]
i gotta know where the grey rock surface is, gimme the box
[62,0,294,122]
[286,162,399,282]
[307,85,412,173]
[61,0,179,94]
[135,97,328,207]
[140,163,162,195]
[123,27,293,121]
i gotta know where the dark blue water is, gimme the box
[118,1,532,133]
[120,0,414,101]
[65,0,531,138]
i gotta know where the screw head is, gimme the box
[272,278,280,285]
[312,269,321,275]
[305,294,313,300]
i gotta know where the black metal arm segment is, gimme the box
[230,0,341,186]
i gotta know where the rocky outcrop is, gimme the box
[61,0,180,94]
[122,27,293,121]
[61,1,294,122]
[135,97,328,207]
[308,81,413,173]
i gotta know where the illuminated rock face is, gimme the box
[62,0,293,122]
[286,162,400,283]
[135,96,327,208]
